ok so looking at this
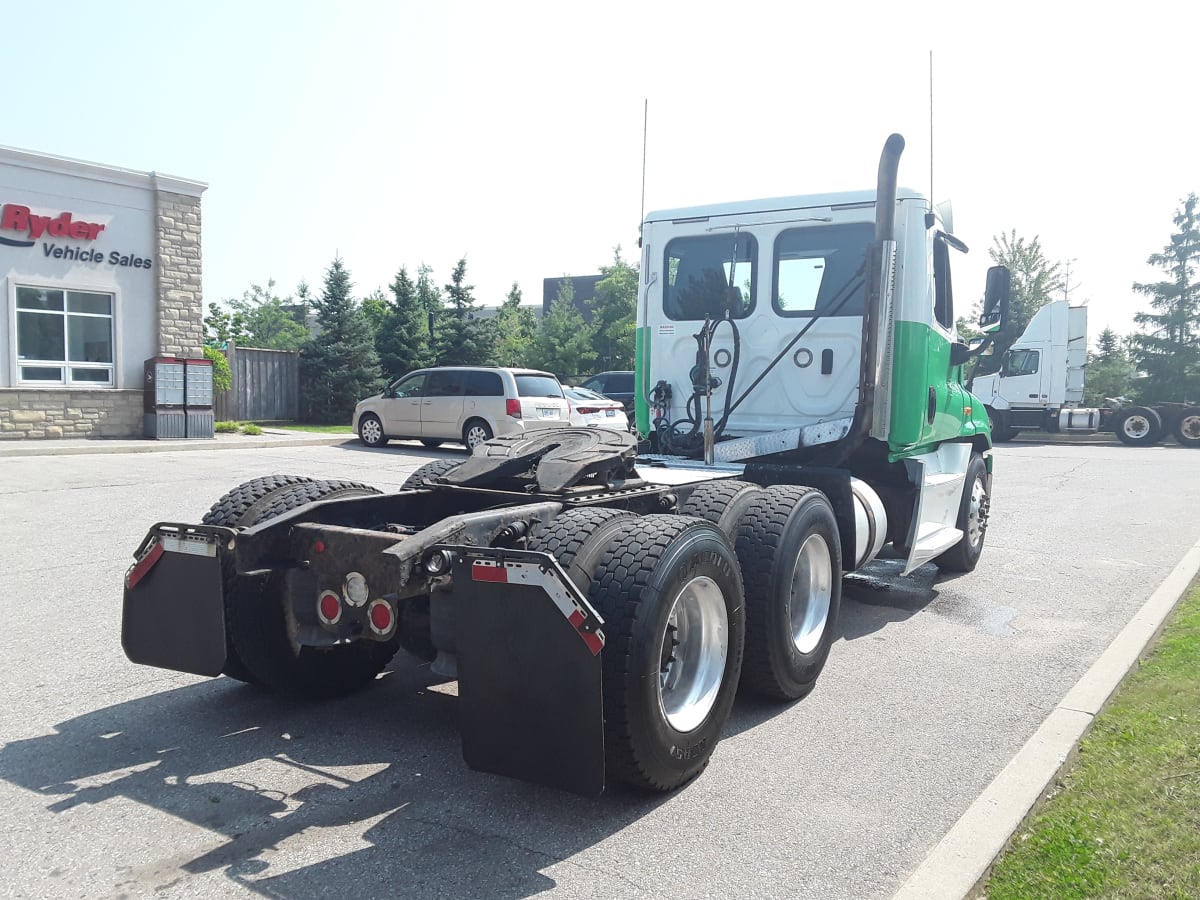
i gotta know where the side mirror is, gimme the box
[950,342,972,366]
[979,266,1011,334]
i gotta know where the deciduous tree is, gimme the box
[589,247,638,371]
[976,231,1064,375]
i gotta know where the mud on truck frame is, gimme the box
[122,135,1011,796]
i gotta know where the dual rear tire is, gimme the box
[202,476,399,697]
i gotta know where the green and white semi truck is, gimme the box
[121,134,1010,796]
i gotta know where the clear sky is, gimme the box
[7,1,1198,340]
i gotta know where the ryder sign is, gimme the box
[0,202,151,269]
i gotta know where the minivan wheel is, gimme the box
[463,419,493,450]
[358,414,387,447]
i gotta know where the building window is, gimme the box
[15,286,115,386]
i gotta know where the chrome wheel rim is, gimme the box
[657,575,728,733]
[1180,414,1200,441]
[361,417,382,444]
[465,425,489,449]
[966,475,987,548]
[1123,415,1151,439]
[789,534,832,655]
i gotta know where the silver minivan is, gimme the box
[353,366,570,450]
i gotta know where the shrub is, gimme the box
[241,424,263,436]
[214,420,240,433]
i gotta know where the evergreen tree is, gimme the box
[298,258,384,423]
[976,231,1064,375]
[1129,194,1200,401]
[534,277,596,379]
[494,282,538,367]
[370,267,434,378]
[1083,326,1135,405]
[436,257,495,366]
[415,264,442,363]
[589,247,639,370]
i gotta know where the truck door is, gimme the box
[999,348,1045,406]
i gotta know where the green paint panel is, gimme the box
[634,326,650,434]
[888,320,991,459]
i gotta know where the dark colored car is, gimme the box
[579,370,635,414]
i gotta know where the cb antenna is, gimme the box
[639,99,649,240]
[926,51,936,229]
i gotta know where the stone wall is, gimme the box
[0,390,142,439]
[154,189,205,358]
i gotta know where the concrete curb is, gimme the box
[0,434,354,457]
[893,535,1200,900]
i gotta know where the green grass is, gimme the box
[260,423,354,434]
[241,423,263,436]
[214,420,241,433]
[986,583,1200,899]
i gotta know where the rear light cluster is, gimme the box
[576,406,602,415]
[315,569,395,637]
[505,398,522,418]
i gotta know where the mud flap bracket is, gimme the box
[448,546,606,797]
[121,523,233,677]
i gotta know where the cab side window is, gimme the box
[1001,349,1040,377]
[933,235,954,331]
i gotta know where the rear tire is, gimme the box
[201,474,319,683]
[735,486,841,701]
[402,459,462,489]
[679,479,767,540]
[224,479,400,698]
[934,453,990,573]
[1173,406,1200,448]
[1115,406,1164,446]
[462,418,493,451]
[358,413,388,447]
[584,515,745,791]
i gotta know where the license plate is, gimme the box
[605,409,615,417]
[539,408,559,419]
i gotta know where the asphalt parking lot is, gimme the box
[1,437,1197,899]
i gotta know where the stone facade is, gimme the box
[0,389,142,438]
[154,187,205,359]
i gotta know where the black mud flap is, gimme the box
[121,524,232,677]
[450,547,606,797]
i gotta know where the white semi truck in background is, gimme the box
[972,300,1200,447]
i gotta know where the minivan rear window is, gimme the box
[515,374,564,398]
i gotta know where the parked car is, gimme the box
[353,367,569,451]
[578,370,635,414]
[564,386,630,431]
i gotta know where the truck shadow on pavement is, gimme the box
[0,658,671,898]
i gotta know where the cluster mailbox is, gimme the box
[143,357,214,439]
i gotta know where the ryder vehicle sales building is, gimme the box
[0,145,206,439]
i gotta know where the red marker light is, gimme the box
[367,598,395,635]
[313,540,326,554]
[317,591,341,625]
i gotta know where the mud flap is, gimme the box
[450,548,605,797]
[121,524,232,677]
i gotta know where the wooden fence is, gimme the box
[213,345,299,422]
